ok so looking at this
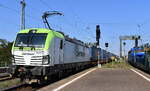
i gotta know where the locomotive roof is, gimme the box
[19,28,88,47]
[19,28,64,39]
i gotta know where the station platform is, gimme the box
[39,68,150,91]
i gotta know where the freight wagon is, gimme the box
[91,46,116,64]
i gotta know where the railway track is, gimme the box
[1,83,33,91]
[0,67,13,82]
[0,73,12,82]
[0,66,96,91]
[0,77,54,91]
[1,81,50,91]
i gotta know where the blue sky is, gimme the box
[0,0,150,55]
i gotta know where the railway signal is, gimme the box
[105,43,109,47]
[96,25,101,46]
[119,35,140,57]
[123,42,126,60]
[96,25,101,68]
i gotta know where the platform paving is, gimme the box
[39,68,150,91]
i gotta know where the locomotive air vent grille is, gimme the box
[30,56,43,64]
[14,55,25,64]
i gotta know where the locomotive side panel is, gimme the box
[63,40,91,63]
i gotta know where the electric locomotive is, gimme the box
[128,46,150,72]
[11,28,96,83]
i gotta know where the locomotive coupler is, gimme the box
[18,67,32,82]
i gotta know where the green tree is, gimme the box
[0,39,13,66]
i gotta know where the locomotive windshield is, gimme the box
[14,33,47,48]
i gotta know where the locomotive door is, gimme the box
[54,38,64,64]
[59,39,64,64]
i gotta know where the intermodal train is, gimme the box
[10,28,117,83]
[128,46,150,72]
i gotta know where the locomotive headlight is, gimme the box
[42,55,49,65]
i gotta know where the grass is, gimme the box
[0,78,21,89]
[102,61,133,69]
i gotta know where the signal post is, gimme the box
[96,25,101,68]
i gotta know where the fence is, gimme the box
[0,55,11,67]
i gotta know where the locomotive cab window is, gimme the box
[60,40,63,49]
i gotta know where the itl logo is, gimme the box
[22,53,34,55]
